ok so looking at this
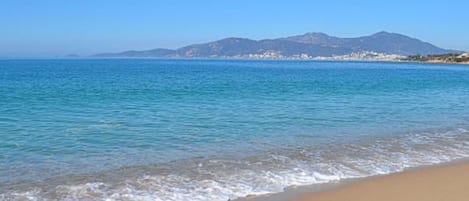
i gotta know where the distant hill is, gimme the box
[94,48,174,57]
[94,31,460,58]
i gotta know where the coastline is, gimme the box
[3,56,469,66]
[239,160,469,201]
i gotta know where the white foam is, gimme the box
[2,128,469,201]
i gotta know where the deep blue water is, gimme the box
[1,59,469,200]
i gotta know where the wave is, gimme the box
[2,127,469,201]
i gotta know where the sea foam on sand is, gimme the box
[2,128,469,201]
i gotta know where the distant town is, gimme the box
[216,51,469,64]
[220,51,404,61]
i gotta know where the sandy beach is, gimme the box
[291,161,469,201]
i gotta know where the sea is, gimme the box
[1,59,469,201]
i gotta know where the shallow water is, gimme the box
[1,59,469,200]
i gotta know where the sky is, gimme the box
[1,0,468,57]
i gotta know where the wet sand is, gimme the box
[292,161,469,201]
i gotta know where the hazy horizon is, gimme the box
[1,0,469,57]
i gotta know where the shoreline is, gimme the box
[238,159,469,201]
[2,57,469,65]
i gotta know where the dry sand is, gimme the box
[292,161,469,201]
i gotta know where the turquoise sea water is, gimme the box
[1,59,469,200]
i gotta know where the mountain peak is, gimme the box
[282,32,340,45]
[302,32,330,37]
[370,31,406,38]
[374,31,391,35]
[216,37,254,42]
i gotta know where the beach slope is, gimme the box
[294,162,469,201]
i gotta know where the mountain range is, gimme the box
[94,31,459,58]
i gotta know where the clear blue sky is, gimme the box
[1,0,468,57]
